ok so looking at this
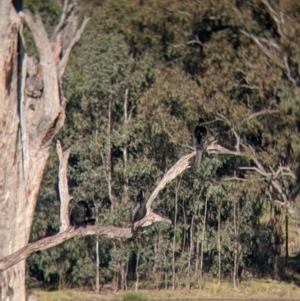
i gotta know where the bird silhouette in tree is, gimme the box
[131,189,146,223]
[70,201,95,227]
[194,118,208,162]
[130,188,153,235]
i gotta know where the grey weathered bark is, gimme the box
[0,3,27,300]
[0,0,89,299]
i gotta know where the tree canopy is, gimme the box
[21,0,300,292]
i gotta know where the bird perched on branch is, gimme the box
[131,189,147,224]
[194,118,208,162]
[130,189,153,235]
[70,201,95,227]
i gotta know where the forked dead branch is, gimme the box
[0,137,239,271]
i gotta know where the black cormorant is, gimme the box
[194,118,208,162]
[131,189,147,224]
[70,201,95,227]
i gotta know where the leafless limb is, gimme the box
[241,30,297,87]
[247,109,280,120]
[224,177,247,182]
[239,166,270,177]
[273,166,296,180]
[186,35,203,46]
[260,0,284,36]
[283,55,297,87]
[0,226,132,271]
[216,113,240,153]
[161,118,177,144]
[240,84,260,90]
[22,10,60,118]
[58,15,91,79]
[207,142,243,156]
[53,0,74,37]
[176,10,193,17]
[163,7,193,18]
[146,140,244,212]
[57,140,72,232]
[274,199,285,206]
[239,145,296,206]
[240,30,285,70]
[133,211,172,233]
[146,151,196,211]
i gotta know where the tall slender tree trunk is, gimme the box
[123,88,129,203]
[218,204,221,284]
[94,120,101,293]
[164,249,168,289]
[285,206,288,266]
[172,180,180,290]
[199,198,208,287]
[95,235,100,292]
[106,97,114,210]
[95,203,100,293]
[187,215,195,290]
[233,201,238,289]
[182,201,187,251]
[153,238,159,289]
[112,242,119,292]
[195,232,200,279]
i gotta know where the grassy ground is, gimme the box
[30,280,300,301]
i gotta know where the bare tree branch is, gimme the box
[273,166,296,180]
[240,30,297,87]
[240,30,285,70]
[260,0,284,36]
[239,145,295,207]
[247,109,280,120]
[283,54,297,87]
[0,226,132,271]
[239,166,270,177]
[58,15,91,79]
[186,35,203,46]
[146,151,196,212]
[207,142,243,156]
[22,10,60,120]
[216,113,240,153]
[145,140,244,212]
[224,177,247,182]
[133,211,172,232]
[57,140,72,232]
[53,0,74,38]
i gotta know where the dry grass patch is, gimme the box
[31,280,300,300]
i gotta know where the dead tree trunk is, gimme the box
[0,1,89,300]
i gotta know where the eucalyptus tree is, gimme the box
[0,0,90,299]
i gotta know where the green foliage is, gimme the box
[28,0,300,292]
